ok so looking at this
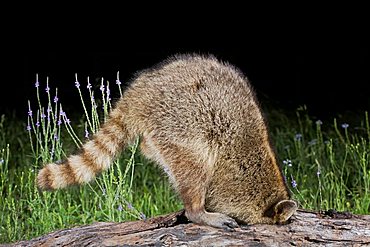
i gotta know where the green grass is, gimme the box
[0,76,369,244]
[269,106,370,214]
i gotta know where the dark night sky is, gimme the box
[2,44,369,121]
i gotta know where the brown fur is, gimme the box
[37,54,297,230]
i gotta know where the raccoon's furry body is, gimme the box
[38,54,297,230]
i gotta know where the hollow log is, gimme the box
[7,209,370,246]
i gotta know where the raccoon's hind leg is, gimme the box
[140,135,239,231]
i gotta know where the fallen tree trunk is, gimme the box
[8,209,370,246]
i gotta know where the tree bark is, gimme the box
[8,209,370,246]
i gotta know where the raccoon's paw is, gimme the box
[186,210,239,231]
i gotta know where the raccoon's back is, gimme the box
[127,54,265,146]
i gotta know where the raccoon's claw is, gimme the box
[222,218,239,232]
[207,212,239,231]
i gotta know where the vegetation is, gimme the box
[1,76,369,243]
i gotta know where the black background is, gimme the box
[2,44,369,122]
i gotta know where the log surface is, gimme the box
[7,209,370,246]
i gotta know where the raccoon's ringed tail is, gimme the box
[37,154,100,190]
[37,107,131,190]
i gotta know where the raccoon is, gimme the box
[37,54,297,230]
